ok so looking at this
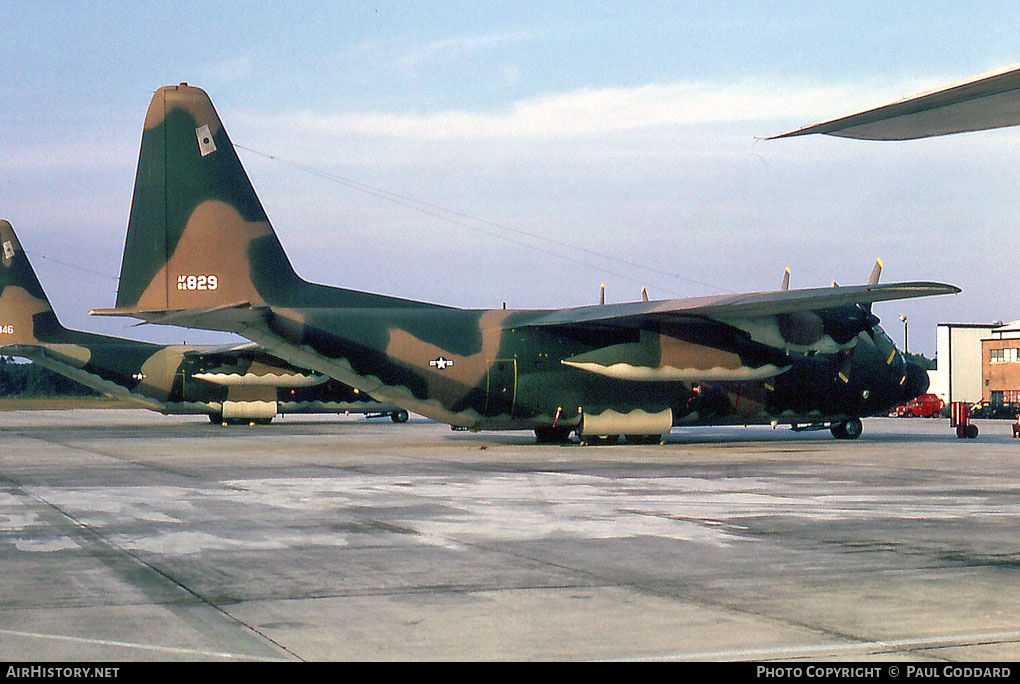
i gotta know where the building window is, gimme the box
[990,348,1020,364]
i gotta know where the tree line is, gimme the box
[0,357,99,397]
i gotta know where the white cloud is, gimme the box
[336,30,537,83]
[396,31,535,72]
[4,139,135,173]
[265,80,903,141]
[203,55,254,81]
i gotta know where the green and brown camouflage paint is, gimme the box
[0,219,401,423]
[97,84,955,440]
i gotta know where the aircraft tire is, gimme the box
[534,426,573,444]
[215,416,273,426]
[831,418,863,440]
[965,424,979,439]
[390,410,409,423]
[625,434,662,445]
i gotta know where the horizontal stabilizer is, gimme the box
[90,301,269,333]
[181,341,260,356]
[3,345,167,412]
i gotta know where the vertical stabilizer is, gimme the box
[114,84,439,314]
[116,84,303,313]
[0,220,69,344]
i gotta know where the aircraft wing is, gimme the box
[93,281,959,333]
[519,281,959,328]
[91,280,958,397]
[772,64,1020,140]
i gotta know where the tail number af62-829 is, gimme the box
[177,274,219,291]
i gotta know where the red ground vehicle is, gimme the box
[894,393,945,418]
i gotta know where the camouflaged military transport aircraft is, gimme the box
[92,84,959,443]
[0,219,405,424]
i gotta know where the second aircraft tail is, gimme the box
[0,220,73,346]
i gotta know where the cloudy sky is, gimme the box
[2,1,1019,353]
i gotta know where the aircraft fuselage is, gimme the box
[251,305,927,433]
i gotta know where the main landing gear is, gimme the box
[209,414,273,426]
[365,410,410,423]
[533,429,665,445]
[534,426,573,444]
[830,418,863,440]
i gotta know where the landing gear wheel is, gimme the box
[213,416,273,426]
[534,426,573,444]
[625,434,662,445]
[830,418,863,440]
[588,434,620,445]
[390,410,409,423]
[954,422,979,438]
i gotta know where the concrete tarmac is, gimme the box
[1,409,1019,662]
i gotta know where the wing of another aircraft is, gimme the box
[773,64,1020,140]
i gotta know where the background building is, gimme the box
[929,322,1020,406]
[929,323,999,405]
[982,321,1020,406]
